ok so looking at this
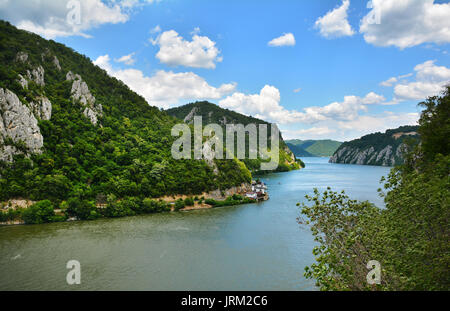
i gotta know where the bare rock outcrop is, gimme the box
[26,65,45,87]
[17,74,28,89]
[66,71,103,125]
[0,88,44,162]
[30,96,52,120]
[15,51,28,63]
[53,56,61,71]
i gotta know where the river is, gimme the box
[0,157,391,290]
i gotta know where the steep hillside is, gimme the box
[166,101,303,172]
[286,139,342,157]
[0,21,252,212]
[329,125,420,166]
[284,143,314,157]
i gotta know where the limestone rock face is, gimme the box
[66,71,103,125]
[27,65,45,87]
[53,56,61,71]
[30,96,52,120]
[330,144,404,167]
[0,88,44,162]
[15,51,28,63]
[17,74,28,89]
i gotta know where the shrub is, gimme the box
[22,200,55,224]
[184,197,195,206]
[173,199,185,211]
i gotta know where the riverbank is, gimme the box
[0,181,268,226]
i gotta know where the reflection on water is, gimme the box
[0,157,390,290]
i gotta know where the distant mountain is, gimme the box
[329,125,420,166]
[166,101,304,172]
[286,139,342,157]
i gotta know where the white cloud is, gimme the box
[0,0,151,39]
[380,73,413,87]
[360,0,450,49]
[94,55,235,109]
[282,127,336,140]
[380,77,398,87]
[219,85,385,125]
[268,33,296,47]
[282,112,419,141]
[150,24,161,34]
[115,52,136,65]
[315,0,355,38]
[393,60,450,101]
[219,85,305,124]
[337,112,419,133]
[151,29,222,69]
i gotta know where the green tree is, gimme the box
[22,200,55,224]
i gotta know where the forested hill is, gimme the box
[329,125,420,166]
[286,139,342,157]
[0,20,252,210]
[166,101,303,172]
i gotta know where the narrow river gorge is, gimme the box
[0,158,391,290]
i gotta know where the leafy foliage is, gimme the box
[299,87,450,290]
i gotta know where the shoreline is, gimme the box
[0,182,270,226]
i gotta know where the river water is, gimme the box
[0,157,391,290]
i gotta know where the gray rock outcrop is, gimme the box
[26,65,45,87]
[53,56,61,71]
[30,96,52,120]
[0,88,44,162]
[15,52,28,63]
[17,74,28,89]
[329,144,409,167]
[66,71,103,125]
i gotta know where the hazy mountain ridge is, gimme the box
[286,139,342,157]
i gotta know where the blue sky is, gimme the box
[1,0,449,141]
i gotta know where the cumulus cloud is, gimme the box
[219,86,385,125]
[268,33,296,47]
[282,112,419,141]
[94,55,235,109]
[360,0,450,49]
[151,29,222,69]
[219,85,304,124]
[315,0,355,38]
[115,52,136,65]
[282,127,336,140]
[0,0,154,39]
[391,60,450,101]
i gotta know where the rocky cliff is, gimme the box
[329,126,420,166]
[0,49,101,162]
